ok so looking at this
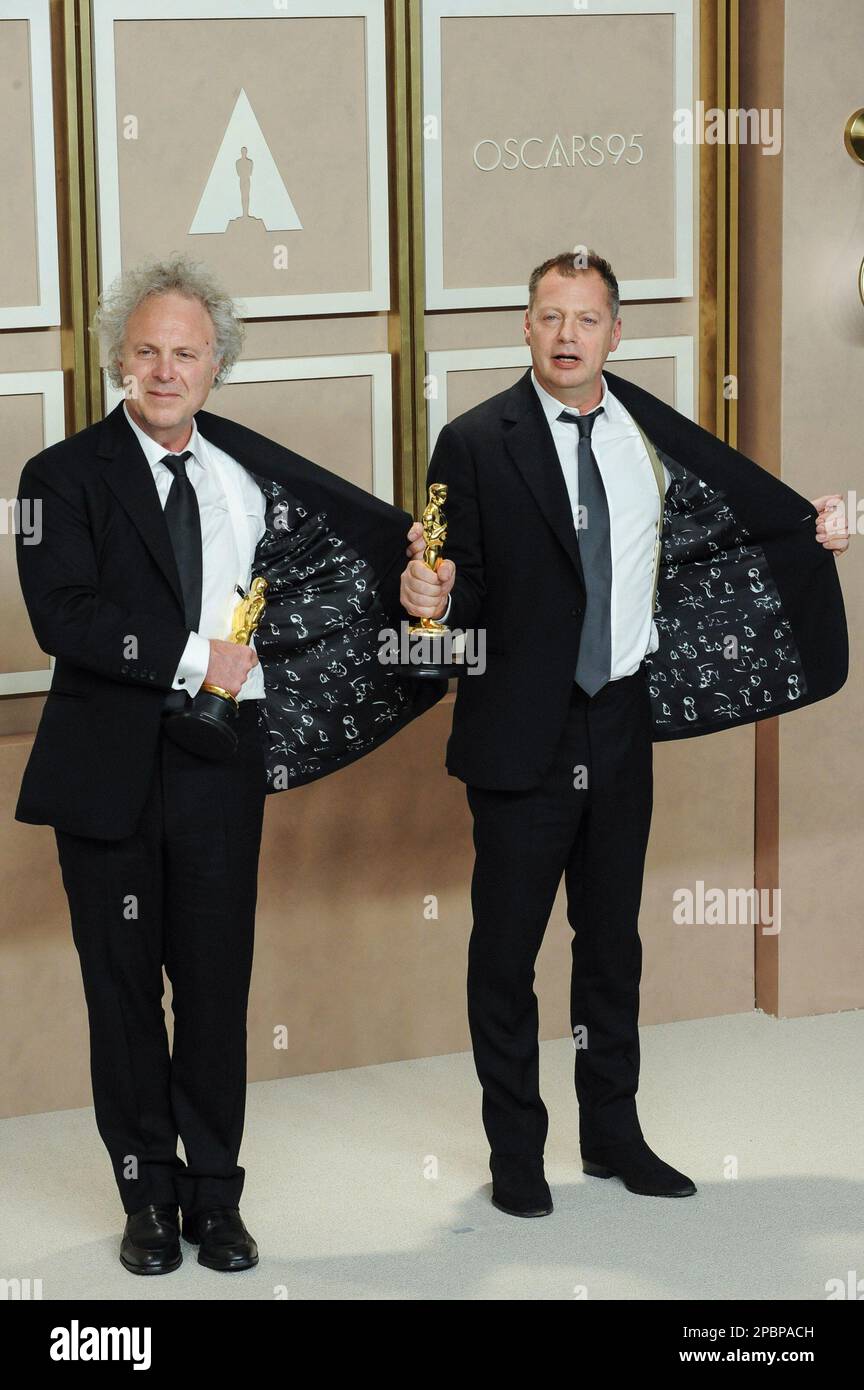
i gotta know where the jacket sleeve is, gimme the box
[426,421,486,634]
[16,451,190,690]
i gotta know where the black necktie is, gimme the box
[558,407,611,696]
[160,451,202,631]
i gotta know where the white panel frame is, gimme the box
[105,352,395,504]
[422,0,695,308]
[425,336,695,450]
[1,369,66,693]
[91,0,390,317]
[0,1,61,328]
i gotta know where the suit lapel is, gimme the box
[96,403,186,616]
[500,370,586,592]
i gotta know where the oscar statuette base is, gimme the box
[162,684,240,761]
[394,624,464,681]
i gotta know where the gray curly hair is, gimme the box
[91,252,245,390]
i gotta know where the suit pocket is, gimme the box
[47,689,89,700]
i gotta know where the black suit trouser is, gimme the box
[465,664,654,1176]
[54,699,268,1221]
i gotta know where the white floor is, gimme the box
[2,1010,862,1301]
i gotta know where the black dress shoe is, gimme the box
[490,1155,553,1217]
[119,1204,181,1275]
[491,1183,554,1217]
[182,1207,258,1271]
[581,1137,697,1197]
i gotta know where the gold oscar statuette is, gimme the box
[163,576,269,760]
[398,483,461,679]
[409,482,450,636]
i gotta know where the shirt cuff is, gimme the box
[172,631,210,697]
[439,593,453,624]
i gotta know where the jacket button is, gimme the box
[571,606,582,617]
[120,663,129,673]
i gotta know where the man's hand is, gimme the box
[401,521,456,619]
[405,519,426,561]
[811,494,850,555]
[205,639,259,696]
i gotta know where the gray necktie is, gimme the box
[558,407,611,696]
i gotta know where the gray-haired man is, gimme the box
[15,256,443,1273]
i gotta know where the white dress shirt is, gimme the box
[436,371,670,681]
[123,402,267,700]
[530,369,671,680]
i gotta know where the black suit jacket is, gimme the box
[15,403,446,839]
[428,367,848,790]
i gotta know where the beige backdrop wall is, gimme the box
[2,0,860,1123]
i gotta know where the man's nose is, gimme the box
[152,356,176,379]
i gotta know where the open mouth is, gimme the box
[553,354,581,365]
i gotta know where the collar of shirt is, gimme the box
[122,400,207,478]
[530,367,631,434]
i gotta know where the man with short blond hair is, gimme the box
[401,248,848,1218]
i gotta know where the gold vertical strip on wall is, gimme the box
[407,0,428,516]
[76,0,102,421]
[55,0,87,432]
[715,0,739,447]
[716,0,728,439]
[736,0,781,1016]
[725,0,739,449]
[715,0,780,1018]
[387,1,415,516]
[738,0,784,1020]
[698,0,719,435]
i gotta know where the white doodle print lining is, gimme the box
[646,449,807,736]
[248,474,410,789]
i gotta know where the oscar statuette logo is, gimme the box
[397,483,464,679]
[162,577,268,760]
